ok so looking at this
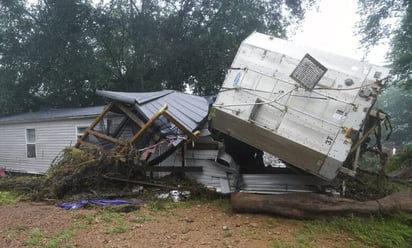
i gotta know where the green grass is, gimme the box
[325,213,412,248]
[293,213,412,248]
[97,210,131,235]
[104,221,130,234]
[26,228,44,247]
[132,212,156,223]
[26,228,73,248]
[100,210,123,223]
[44,230,73,248]
[0,191,20,205]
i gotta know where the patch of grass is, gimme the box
[291,213,412,248]
[104,221,130,234]
[132,213,156,223]
[0,191,20,205]
[293,224,319,247]
[26,228,44,247]
[323,213,412,248]
[27,229,73,248]
[96,209,130,235]
[270,240,296,248]
[210,198,232,213]
[100,210,123,223]
[240,227,264,240]
[72,213,95,229]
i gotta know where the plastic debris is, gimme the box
[56,199,135,210]
[0,167,7,177]
[155,190,191,202]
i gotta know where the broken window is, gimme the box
[26,128,36,158]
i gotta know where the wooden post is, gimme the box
[162,111,200,140]
[129,104,168,144]
[75,102,114,148]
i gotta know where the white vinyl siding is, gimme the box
[0,118,96,174]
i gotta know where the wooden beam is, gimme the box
[102,175,174,189]
[129,104,168,144]
[115,102,161,141]
[87,129,124,145]
[162,111,199,140]
[114,102,145,127]
[75,102,114,148]
[76,139,99,149]
[135,166,203,172]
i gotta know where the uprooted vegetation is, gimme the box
[29,147,219,201]
[342,145,412,201]
[1,145,411,205]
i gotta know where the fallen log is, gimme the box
[231,191,412,219]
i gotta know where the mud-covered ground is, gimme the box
[0,200,356,248]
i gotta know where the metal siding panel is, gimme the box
[0,117,96,174]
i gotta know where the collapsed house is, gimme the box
[74,90,240,193]
[0,32,392,196]
[74,32,391,194]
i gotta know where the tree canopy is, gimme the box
[357,0,411,86]
[357,0,412,146]
[0,0,314,115]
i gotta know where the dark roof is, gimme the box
[96,90,209,132]
[0,106,104,124]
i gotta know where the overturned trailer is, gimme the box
[74,32,390,194]
[211,32,390,181]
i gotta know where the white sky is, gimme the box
[291,0,389,65]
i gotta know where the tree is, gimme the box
[357,0,411,86]
[155,0,314,95]
[375,85,412,146]
[0,0,315,115]
[0,0,35,114]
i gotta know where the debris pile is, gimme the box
[37,147,146,199]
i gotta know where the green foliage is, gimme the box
[0,0,314,115]
[357,0,411,86]
[45,230,73,248]
[319,214,412,248]
[375,84,412,146]
[26,228,44,247]
[387,145,412,172]
[0,191,20,204]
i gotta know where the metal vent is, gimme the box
[290,53,327,90]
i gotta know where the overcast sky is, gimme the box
[291,0,389,65]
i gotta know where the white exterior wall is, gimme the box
[0,118,95,174]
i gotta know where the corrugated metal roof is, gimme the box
[96,90,210,132]
[0,106,104,124]
[96,90,174,105]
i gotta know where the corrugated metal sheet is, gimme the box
[96,90,210,133]
[0,106,104,124]
[240,174,329,193]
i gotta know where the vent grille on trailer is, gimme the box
[290,53,327,90]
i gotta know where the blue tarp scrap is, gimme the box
[56,199,136,210]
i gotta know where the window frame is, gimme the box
[76,126,88,140]
[25,128,36,158]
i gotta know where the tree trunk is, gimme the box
[231,191,412,219]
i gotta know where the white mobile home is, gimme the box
[0,106,103,174]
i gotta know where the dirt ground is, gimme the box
[0,200,354,248]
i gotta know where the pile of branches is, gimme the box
[37,147,146,200]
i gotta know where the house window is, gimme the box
[76,126,88,139]
[26,128,36,158]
